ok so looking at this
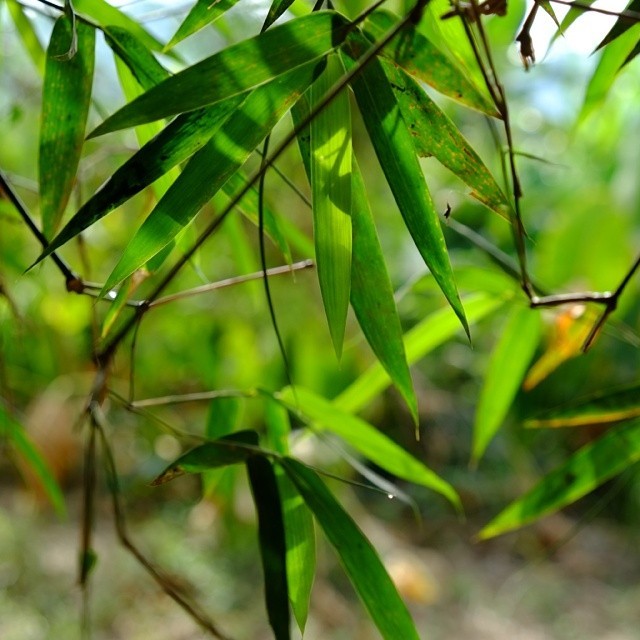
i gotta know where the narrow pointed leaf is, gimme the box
[7,0,46,74]
[384,61,511,220]
[74,0,163,51]
[101,61,320,292]
[479,419,640,539]
[364,10,498,116]
[39,16,95,237]
[310,53,352,356]
[343,42,468,336]
[280,458,420,640]
[263,0,297,31]
[552,0,596,40]
[276,386,460,509]
[472,306,541,464]
[1,403,66,517]
[336,293,505,416]
[90,11,350,137]
[247,457,290,640]
[538,1,561,28]
[167,0,242,49]
[151,430,259,485]
[594,0,640,51]
[276,469,315,632]
[525,383,640,429]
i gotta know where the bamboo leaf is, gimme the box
[276,386,460,509]
[275,468,315,632]
[263,0,297,31]
[90,11,350,137]
[384,61,511,220]
[525,383,640,429]
[472,306,541,464]
[594,0,640,51]
[479,419,640,539]
[39,16,95,237]
[280,458,420,640]
[0,403,66,517]
[538,1,561,28]
[100,61,319,292]
[247,456,290,640]
[364,10,498,116]
[336,293,505,415]
[553,0,596,38]
[343,41,468,337]
[167,0,242,49]
[7,0,46,74]
[151,430,259,485]
[310,53,352,357]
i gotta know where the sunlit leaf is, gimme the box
[364,10,498,116]
[7,0,45,74]
[101,268,149,337]
[275,468,315,632]
[101,61,319,292]
[525,383,640,429]
[90,11,350,137]
[310,53,352,357]
[276,386,460,509]
[384,61,511,220]
[472,305,541,464]
[39,16,95,237]
[247,456,290,640]
[263,0,297,31]
[0,403,66,517]
[343,40,468,336]
[336,293,506,415]
[151,430,259,485]
[167,0,241,49]
[479,419,640,539]
[280,458,420,640]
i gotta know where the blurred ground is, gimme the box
[1,484,638,640]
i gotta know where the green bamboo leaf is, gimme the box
[384,61,511,220]
[479,419,640,539]
[343,41,468,337]
[39,16,95,237]
[472,306,541,464]
[350,161,417,422]
[151,430,259,485]
[90,11,350,137]
[364,10,498,116]
[7,0,46,74]
[280,458,420,640]
[336,293,505,416]
[310,53,352,357]
[525,383,640,429]
[101,61,319,292]
[538,1,561,28]
[206,396,242,438]
[276,386,460,509]
[37,94,246,263]
[104,26,169,91]
[578,21,640,123]
[74,0,163,51]
[0,403,66,517]
[553,0,596,38]
[275,468,315,632]
[167,0,242,49]
[594,0,640,51]
[263,0,297,31]
[247,456,290,640]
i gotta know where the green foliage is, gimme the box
[2,1,640,638]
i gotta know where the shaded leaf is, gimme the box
[343,40,468,336]
[276,386,460,509]
[525,383,640,429]
[90,11,350,137]
[364,10,498,116]
[7,0,45,74]
[167,0,242,49]
[151,430,259,485]
[206,396,242,438]
[538,1,561,28]
[479,419,640,539]
[0,403,66,517]
[594,0,640,51]
[552,0,596,38]
[263,0,296,31]
[384,61,511,220]
[280,458,420,640]
[39,16,95,237]
[310,53,352,357]
[247,456,290,640]
[472,306,541,464]
[336,293,505,415]
[101,61,320,292]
